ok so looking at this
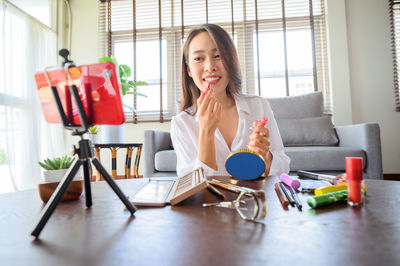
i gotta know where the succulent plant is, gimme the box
[38,155,75,170]
[88,125,100,134]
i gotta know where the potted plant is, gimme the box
[98,56,147,111]
[38,155,78,183]
[98,56,147,143]
[87,125,100,143]
[37,155,83,203]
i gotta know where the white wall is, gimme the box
[69,0,400,174]
[326,0,400,173]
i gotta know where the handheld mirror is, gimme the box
[225,149,266,180]
[225,117,268,180]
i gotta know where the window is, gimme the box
[98,0,331,122]
[1,0,64,193]
[389,0,400,112]
[7,0,54,27]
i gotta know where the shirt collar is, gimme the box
[234,94,251,115]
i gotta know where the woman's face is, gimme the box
[186,32,229,95]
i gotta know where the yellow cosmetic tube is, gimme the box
[314,183,367,196]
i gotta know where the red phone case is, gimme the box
[35,62,125,125]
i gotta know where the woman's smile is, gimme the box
[204,75,222,85]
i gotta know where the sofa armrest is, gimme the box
[143,130,172,178]
[335,123,383,179]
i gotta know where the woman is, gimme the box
[171,24,290,177]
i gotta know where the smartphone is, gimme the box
[34,62,125,125]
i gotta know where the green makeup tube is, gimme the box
[307,190,348,208]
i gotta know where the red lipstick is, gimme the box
[198,84,211,105]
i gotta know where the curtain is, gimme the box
[98,0,331,122]
[0,0,65,192]
[389,0,400,112]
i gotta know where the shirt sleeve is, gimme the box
[170,115,220,177]
[263,99,291,176]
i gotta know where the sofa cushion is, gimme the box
[169,138,174,150]
[277,116,339,146]
[268,92,323,119]
[155,150,177,172]
[285,146,366,171]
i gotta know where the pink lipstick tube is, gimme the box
[279,173,301,190]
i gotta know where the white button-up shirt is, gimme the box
[170,94,290,177]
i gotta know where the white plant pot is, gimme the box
[102,124,124,144]
[87,133,100,144]
[42,169,82,183]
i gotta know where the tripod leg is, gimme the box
[91,157,137,214]
[82,159,92,208]
[31,159,82,237]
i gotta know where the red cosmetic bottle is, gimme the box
[346,157,364,206]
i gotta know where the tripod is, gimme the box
[31,50,136,237]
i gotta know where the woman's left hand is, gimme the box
[248,121,270,158]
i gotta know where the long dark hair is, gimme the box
[180,24,242,114]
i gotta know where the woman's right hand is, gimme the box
[197,88,221,135]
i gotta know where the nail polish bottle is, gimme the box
[346,157,364,207]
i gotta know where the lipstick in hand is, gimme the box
[198,84,211,105]
[257,117,268,127]
[252,116,268,134]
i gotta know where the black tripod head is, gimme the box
[49,49,90,135]
[59,49,74,67]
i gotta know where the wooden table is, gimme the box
[0,177,399,266]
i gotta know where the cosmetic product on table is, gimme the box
[346,157,364,207]
[298,179,332,192]
[314,182,367,196]
[208,179,242,193]
[288,185,302,210]
[279,173,301,190]
[307,190,348,208]
[297,170,347,185]
[278,182,295,207]
[274,183,289,208]
[206,184,226,199]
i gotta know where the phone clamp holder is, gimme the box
[31,49,137,237]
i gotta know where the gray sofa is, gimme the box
[144,92,383,179]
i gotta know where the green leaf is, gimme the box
[66,157,75,168]
[39,155,75,170]
[131,81,148,86]
[38,161,52,170]
[88,125,99,134]
[98,56,148,111]
[119,64,131,79]
[45,158,57,170]
[54,158,61,169]
[122,104,136,112]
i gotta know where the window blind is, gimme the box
[98,0,331,123]
[389,0,400,112]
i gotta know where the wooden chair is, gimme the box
[93,143,142,181]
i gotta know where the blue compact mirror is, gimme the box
[225,149,266,180]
